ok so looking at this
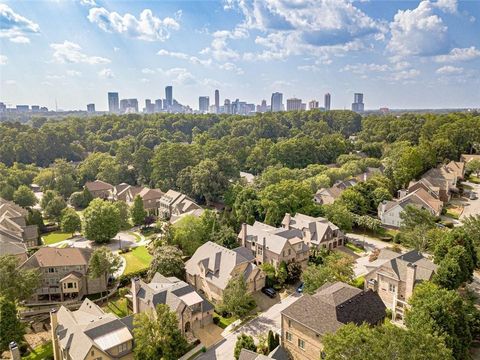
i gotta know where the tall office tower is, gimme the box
[120,98,139,113]
[257,99,268,113]
[286,98,303,111]
[108,92,119,113]
[0,102,6,112]
[324,93,331,111]
[145,99,155,113]
[271,92,283,112]
[16,105,29,112]
[224,99,231,114]
[165,86,173,108]
[31,105,40,112]
[351,93,364,112]
[154,99,162,112]
[199,96,210,113]
[87,103,95,113]
[308,100,319,110]
[214,89,220,113]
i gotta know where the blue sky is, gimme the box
[1,0,479,111]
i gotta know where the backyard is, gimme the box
[22,342,53,360]
[103,297,129,318]
[41,231,72,245]
[121,246,153,274]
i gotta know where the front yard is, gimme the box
[213,312,238,329]
[121,246,153,274]
[42,231,72,245]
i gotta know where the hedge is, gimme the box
[117,268,148,287]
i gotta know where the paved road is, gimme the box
[197,293,301,360]
[461,182,480,220]
[346,233,392,252]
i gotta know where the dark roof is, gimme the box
[282,282,386,335]
[233,246,255,262]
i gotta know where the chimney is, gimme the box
[405,263,417,300]
[241,223,247,247]
[131,277,140,314]
[284,213,291,229]
[9,342,20,360]
[262,237,266,263]
[50,308,60,360]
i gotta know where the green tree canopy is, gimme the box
[130,195,147,226]
[216,274,255,318]
[83,198,120,243]
[234,333,256,360]
[13,185,36,208]
[148,245,185,279]
[60,207,81,234]
[0,255,40,302]
[0,297,25,352]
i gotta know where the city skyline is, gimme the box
[1,0,480,110]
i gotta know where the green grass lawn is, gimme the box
[103,297,129,317]
[122,246,152,274]
[42,231,72,245]
[468,175,480,184]
[22,342,53,360]
[213,312,238,329]
[353,276,365,289]
[345,242,364,254]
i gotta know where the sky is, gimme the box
[1,0,480,111]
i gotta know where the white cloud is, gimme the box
[50,41,110,64]
[219,62,244,74]
[79,0,97,6]
[141,68,156,74]
[0,4,40,43]
[158,67,196,85]
[66,70,82,77]
[342,63,389,74]
[434,0,457,13]
[297,64,321,72]
[5,80,16,85]
[140,78,150,83]
[98,68,114,79]
[388,0,450,57]
[0,55,7,65]
[389,69,421,81]
[435,47,480,62]
[157,49,189,59]
[200,28,248,61]
[113,47,120,52]
[87,7,180,41]
[46,74,65,80]
[436,65,463,74]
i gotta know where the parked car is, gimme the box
[470,192,477,200]
[296,283,304,293]
[261,287,277,298]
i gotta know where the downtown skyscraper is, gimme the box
[165,86,173,108]
[324,93,331,111]
[108,92,119,113]
[215,89,220,113]
[271,92,283,112]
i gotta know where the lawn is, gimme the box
[22,342,53,360]
[468,175,480,184]
[213,312,238,329]
[121,246,153,274]
[103,297,129,317]
[445,204,462,220]
[345,242,364,254]
[42,231,72,245]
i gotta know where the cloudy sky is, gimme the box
[1,0,479,111]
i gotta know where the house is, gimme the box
[111,183,143,203]
[378,188,443,228]
[281,213,345,250]
[130,273,214,335]
[364,249,437,320]
[240,171,256,184]
[51,298,134,360]
[19,247,107,302]
[461,154,480,164]
[158,189,203,222]
[415,163,463,202]
[238,222,310,269]
[0,198,38,249]
[445,160,465,180]
[407,178,442,201]
[85,180,114,199]
[185,242,265,302]
[239,346,289,360]
[281,282,386,360]
[313,187,342,205]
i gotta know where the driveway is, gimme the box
[460,182,480,220]
[346,233,392,252]
[197,293,301,360]
[54,231,141,251]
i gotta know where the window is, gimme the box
[118,342,128,353]
[48,268,55,273]
[288,249,291,256]
[67,283,74,289]
[286,332,292,342]
[257,246,263,255]
[298,339,305,350]
[389,283,396,293]
[288,320,291,327]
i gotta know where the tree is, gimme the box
[88,247,121,295]
[302,252,355,294]
[114,201,130,230]
[130,195,147,226]
[0,255,40,301]
[148,245,185,279]
[286,262,302,284]
[400,204,436,230]
[276,261,288,286]
[234,333,256,360]
[322,323,452,360]
[213,225,238,249]
[405,282,472,360]
[60,207,81,234]
[189,159,231,204]
[44,195,67,220]
[12,185,36,207]
[466,159,480,177]
[83,198,120,243]
[133,304,188,360]
[27,208,45,233]
[52,159,76,198]
[260,263,277,288]
[40,189,56,210]
[172,214,207,256]
[339,188,368,215]
[69,188,93,209]
[217,274,255,318]
[323,203,354,232]
[0,297,24,352]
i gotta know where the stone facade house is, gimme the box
[378,188,443,228]
[238,222,310,269]
[130,273,214,335]
[85,180,114,199]
[281,282,386,360]
[364,249,437,320]
[185,242,265,302]
[20,247,107,302]
[158,189,203,222]
[51,299,134,360]
[0,198,38,250]
[281,213,345,250]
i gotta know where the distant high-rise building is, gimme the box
[351,93,364,112]
[214,89,220,113]
[120,98,139,113]
[308,100,319,110]
[199,96,210,113]
[144,99,154,113]
[224,99,231,114]
[31,105,40,112]
[87,103,95,113]
[108,92,119,113]
[16,105,29,112]
[256,99,268,113]
[165,86,173,108]
[324,93,331,111]
[271,92,283,112]
[0,102,6,112]
[154,99,162,112]
[286,98,303,111]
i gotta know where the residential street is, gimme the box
[197,293,301,360]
